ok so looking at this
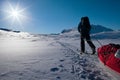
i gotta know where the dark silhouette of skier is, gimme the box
[78,16,96,54]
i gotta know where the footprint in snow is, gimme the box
[59,59,65,62]
[50,67,59,72]
[88,73,96,80]
[58,64,64,68]
[56,76,61,79]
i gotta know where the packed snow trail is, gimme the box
[0,31,120,80]
[55,41,114,80]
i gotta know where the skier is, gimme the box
[78,16,96,54]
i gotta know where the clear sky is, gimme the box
[0,0,120,34]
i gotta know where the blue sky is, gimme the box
[0,0,120,34]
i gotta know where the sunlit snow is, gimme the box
[0,30,120,80]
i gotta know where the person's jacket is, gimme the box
[78,22,91,36]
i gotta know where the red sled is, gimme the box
[97,43,120,74]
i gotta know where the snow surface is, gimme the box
[0,30,120,80]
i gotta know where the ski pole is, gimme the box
[94,38,103,46]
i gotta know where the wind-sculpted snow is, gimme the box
[0,30,120,80]
[0,30,33,39]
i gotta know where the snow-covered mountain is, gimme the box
[0,28,20,33]
[0,28,12,32]
[90,25,113,33]
[60,25,120,40]
[61,25,113,34]
[0,27,120,80]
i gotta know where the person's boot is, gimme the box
[80,51,84,54]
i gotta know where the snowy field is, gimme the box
[0,30,120,80]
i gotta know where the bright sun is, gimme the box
[2,1,28,27]
[11,10,19,17]
[10,9,21,21]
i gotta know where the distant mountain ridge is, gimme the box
[0,28,20,33]
[61,25,113,34]
[0,28,12,32]
[91,25,113,34]
[0,26,119,39]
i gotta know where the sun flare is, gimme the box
[2,1,28,27]
[11,10,19,18]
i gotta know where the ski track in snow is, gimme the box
[0,31,120,80]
